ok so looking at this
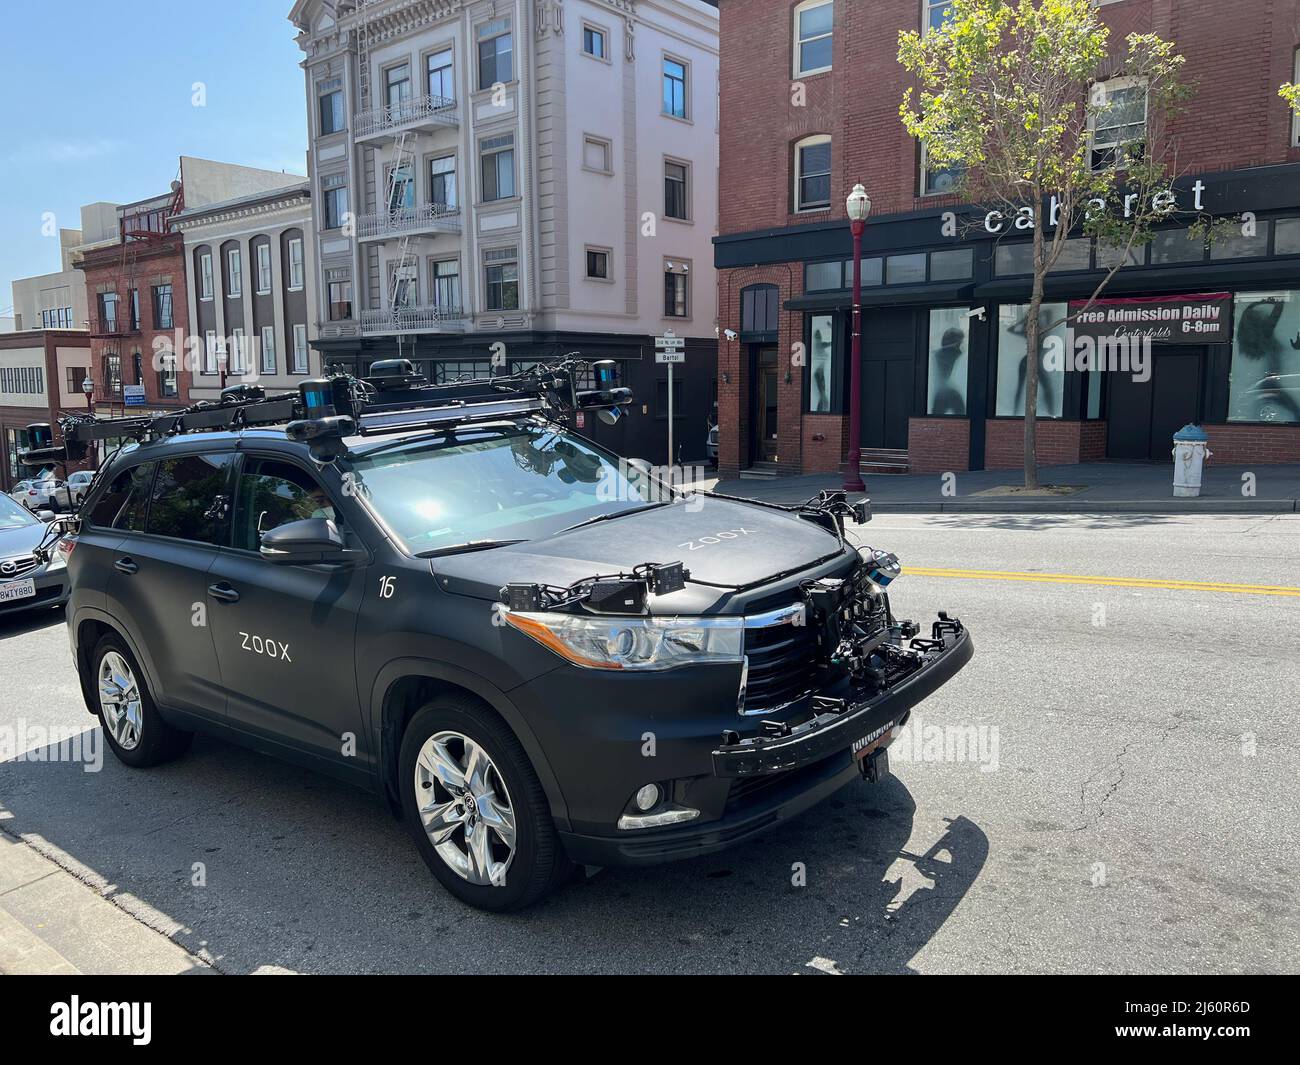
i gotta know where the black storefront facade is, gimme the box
[311,328,716,467]
[714,163,1300,476]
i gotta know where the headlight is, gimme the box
[504,611,743,671]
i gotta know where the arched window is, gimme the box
[793,134,831,212]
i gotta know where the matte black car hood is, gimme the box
[432,495,848,614]
[0,520,46,558]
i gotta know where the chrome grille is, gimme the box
[0,554,38,580]
[741,604,817,715]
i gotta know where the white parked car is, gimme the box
[8,478,64,512]
[50,469,96,510]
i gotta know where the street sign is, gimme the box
[122,385,146,407]
[653,332,686,465]
[655,350,685,364]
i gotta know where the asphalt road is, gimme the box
[2,512,1298,974]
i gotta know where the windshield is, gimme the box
[348,425,663,553]
[0,493,37,529]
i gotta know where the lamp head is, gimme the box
[846,183,872,223]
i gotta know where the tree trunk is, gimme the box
[1024,224,1046,490]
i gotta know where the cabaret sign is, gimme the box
[1069,293,1233,345]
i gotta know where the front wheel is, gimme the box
[399,696,570,911]
[90,633,193,767]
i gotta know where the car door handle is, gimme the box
[207,582,240,603]
[114,557,138,575]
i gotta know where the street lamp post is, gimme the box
[81,375,97,468]
[843,183,872,493]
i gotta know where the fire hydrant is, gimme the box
[1172,424,1212,498]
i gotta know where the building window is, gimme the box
[926,308,969,415]
[794,1,833,78]
[664,160,689,220]
[484,248,519,311]
[66,366,86,394]
[807,313,835,413]
[328,280,353,321]
[261,325,277,373]
[662,57,688,119]
[429,155,457,210]
[930,247,974,281]
[920,143,964,196]
[478,18,513,89]
[99,292,119,333]
[741,284,779,334]
[129,289,140,330]
[104,353,122,395]
[1090,77,1147,169]
[923,0,952,33]
[227,248,242,298]
[664,261,689,317]
[199,252,214,299]
[886,253,928,285]
[256,243,272,293]
[204,330,219,374]
[387,162,416,212]
[292,324,309,374]
[583,25,607,60]
[480,134,516,201]
[392,263,418,309]
[287,238,304,290]
[318,78,345,135]
[805,261,842,291]
[583,135,613,174]
[427,47,454,102]
[995,303,1068,417]
[1229,291,1300,424]
[432,259,460,310]
[231,328,247,374]
[794,135,831,212]
[585,247,611,280]
[322,175,348,231]
[155,353,176,398]
[435,360,492,384]
[152,284,173,329]
[385,63,412,116]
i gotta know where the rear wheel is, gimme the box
[91,634,192,767]
[399,695,570,911]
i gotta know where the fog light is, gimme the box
[634,783,661,812]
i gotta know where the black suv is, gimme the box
[56,366,972,910]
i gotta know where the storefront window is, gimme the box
[994,242,1034,276]
[805,261,842,291]
[1228,291,1300,425]
[1049,238,1092,272]
[930,247,973,281]
[1277,219,1300,256]
[1210,222,1271,260]
[808,314,835,413]
[1150,228,1205,264]
[886,253,927,285]
[927,308,969,416]
[995,303,1067,417]
[843,257,883,286]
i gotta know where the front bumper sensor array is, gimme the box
[711,614,973,778]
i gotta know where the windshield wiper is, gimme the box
[417,538,527,558]
[559,500,672,533]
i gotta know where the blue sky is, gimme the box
[0,0,308,315]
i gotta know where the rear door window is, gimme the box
[145,453,237,545]
[87,463,155,532]
[232,458,339,552]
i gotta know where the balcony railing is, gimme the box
[357,202,462,241]
[360,303,466,335]
[355,94,458,138]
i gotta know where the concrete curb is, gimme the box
[868,498,1299,515]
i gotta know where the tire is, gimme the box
[90,633,193,768]
[399,695,570,911]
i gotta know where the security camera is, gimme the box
[965,307,987,322]
[723,328,738,341]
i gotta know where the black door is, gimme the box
[1106,346,1205,461]
[859,309,915,450]
[204,454,369,785]
[104,452,235,717]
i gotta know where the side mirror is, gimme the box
[36,509,58,523]
[259,517,357,565]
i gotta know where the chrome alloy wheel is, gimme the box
[98,651,143,751]
[413,731,517,887]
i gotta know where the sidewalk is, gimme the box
[0,830,208,975]
[704,462,1300,514]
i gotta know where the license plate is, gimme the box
[850,719,896,761]
[0,579,36,603]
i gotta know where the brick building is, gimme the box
[0,330,93,491]
[713,0,1300,477]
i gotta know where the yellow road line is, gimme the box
[905,566,1300,597]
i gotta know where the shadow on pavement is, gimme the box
[0,729,987,974]
[913,512,1189,533]
[0,604,65,643]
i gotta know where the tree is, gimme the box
[899,0,1191,488]
[1283,82,1300,115]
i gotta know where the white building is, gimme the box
[171,182,321,399]
[289,0,720,461]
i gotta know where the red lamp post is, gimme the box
[843,183,872,493]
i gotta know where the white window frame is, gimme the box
[793,1,833,79]
[1089,75,1149,171]
[199,252,214,300]
[793,134,832,213]
[581,22,610,63]
[260,325,276,374]
[922,0,952,35]
[203,330,218,374]
[662,54,690,121]
[664,157,691,222]
[584,245,614,283]
[582,134,613,175]
[256,243,272,294]
[227,248,242,298]
[287,238,305,291]
[292,324,309,374]
[919,142,964,197]
[231,327,246,373]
